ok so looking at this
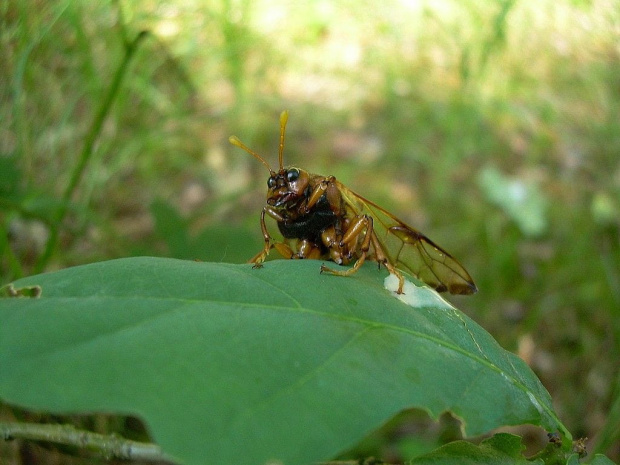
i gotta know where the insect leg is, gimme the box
[320,214,373,279]
[274,241,295,259]
[295,239,323,259]
[321,225,346,264]
[369,232,405,294]
[300,176,342,215]
[321,215,406,294]
[250,206,283,267]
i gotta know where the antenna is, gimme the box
[228,135,273,174]
[278,110,289,170]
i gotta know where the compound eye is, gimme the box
[287,169,299,182]
[267,177,276,189]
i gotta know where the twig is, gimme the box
[0,421,175,463]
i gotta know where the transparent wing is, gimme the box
[338,181,477,295]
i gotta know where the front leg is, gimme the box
[249,206,284,267]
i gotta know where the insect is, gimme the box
[229,111,477,295]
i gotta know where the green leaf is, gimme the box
[411,433,542,464]
[588,454,618,465]
[478,166,548,237]
[0,258,569,465]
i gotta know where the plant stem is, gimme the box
[34,29,149,274]
[0,421,173,462]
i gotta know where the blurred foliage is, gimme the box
[1,0,619,462]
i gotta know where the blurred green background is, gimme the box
[1,0,619,462]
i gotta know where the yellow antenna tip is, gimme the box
[229,135,241,146]
[279,110,289,126]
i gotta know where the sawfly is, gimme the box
[229,111,477,295]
